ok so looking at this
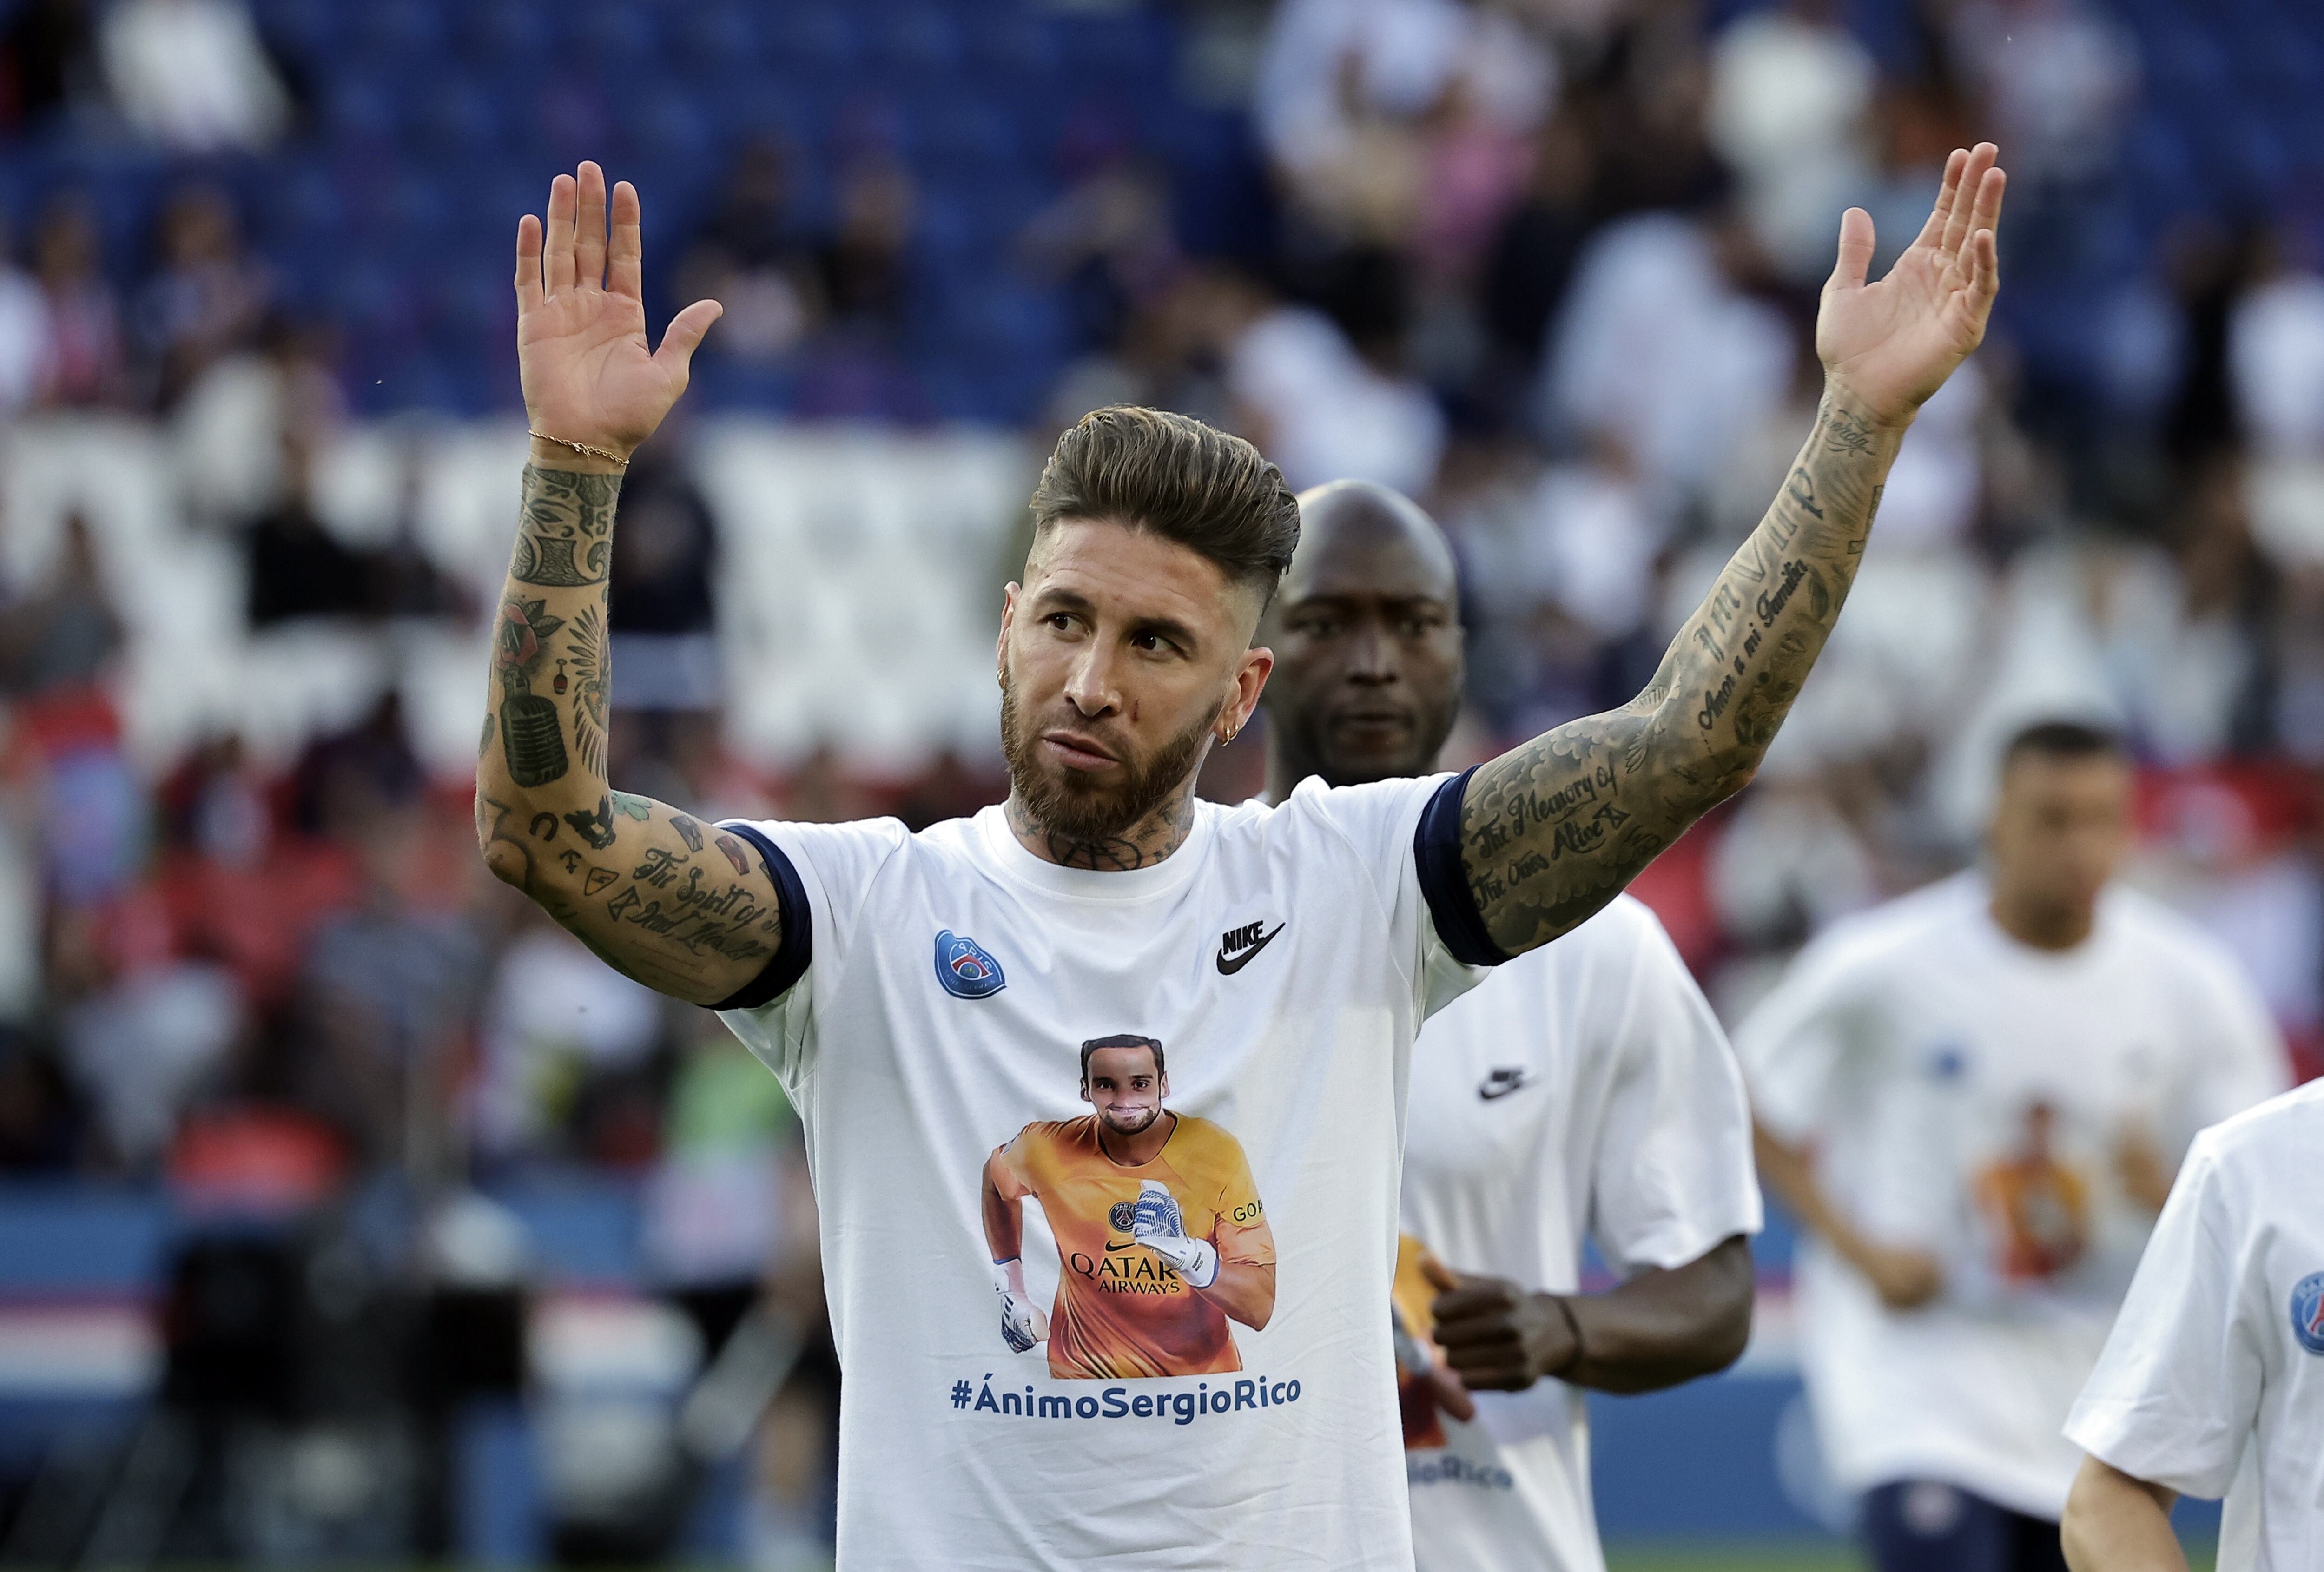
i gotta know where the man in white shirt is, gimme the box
[1740,722,2289,1572]
[475,149,2005,1567]
[1260,480,1763,1572]
[2060,1080,2324,1572]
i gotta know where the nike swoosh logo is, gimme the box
[1216,924,1286,975]
[1103,1241,1145,1252]
[1478,1074,1531,1101]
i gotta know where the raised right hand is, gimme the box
[516,161,722,458]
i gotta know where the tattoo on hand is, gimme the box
[671,814,704,852]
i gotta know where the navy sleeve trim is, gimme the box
[1413,767,1512,969]
[709,822,813,1011]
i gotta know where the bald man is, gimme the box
[1261,481,1763,1572]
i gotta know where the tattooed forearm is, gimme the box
[478,451,784,1007]
[1460,388,1909,955]
[511,465,620,587]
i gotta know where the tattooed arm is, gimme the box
[1460,145,2008,957]
[476,161,752,1005]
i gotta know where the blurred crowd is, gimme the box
[0,0,2320,1557]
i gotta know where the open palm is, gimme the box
[515,162,722,457]
[1817,143,2007,427]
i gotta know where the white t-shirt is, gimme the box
[1399,896,1763,1572]
[1737,873,2288,1519]
[2066,1079,2324,1572]
[718,775,1488,1571]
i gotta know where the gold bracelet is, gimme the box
[528,430,631,468]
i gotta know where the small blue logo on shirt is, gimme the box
[2290,1272,2324,1355]
[934,930,1006,999]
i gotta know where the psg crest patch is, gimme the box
[2291,1271,2324,1355]
[934,930,1007,999]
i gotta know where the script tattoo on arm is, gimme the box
[1459,392,1908,955]
[477,460,784,1007]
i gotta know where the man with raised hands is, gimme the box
[479,151,2005,1569]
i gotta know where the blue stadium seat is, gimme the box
[457,0,552,65]
[323,74,406,148]
[964,6,1064,83]
[866,4,966,85]
[350,0,449,65]
[621,91,719,171]
[765,4,863,77]
[406,77,504,158]
[249,0,342,68]
[576,1,664,72]
[668,3,765,73]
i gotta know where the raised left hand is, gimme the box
[1817,142,2007,429]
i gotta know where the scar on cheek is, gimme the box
[1131,702,1140,723]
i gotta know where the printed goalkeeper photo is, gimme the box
[0,1,2308,1570]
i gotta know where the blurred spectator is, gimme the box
[1576,1,1728,220]
[2229,227,2324,461]
[607,446,721,713]
[60,946,243,1171]
[1942,0,2135,188]
[0,1029,80,1169]
[796,157,922,418]
[2095,460,2271,763]
[0,0,102,132]
[473,905,666,1166]
[100,0,288,152]
[0,211,45,412]
[291,691,426,840]
[817,157,917,340]
[28,196,125,408]
[244,426,376,627]
[1019,154,1183,363]
[296,808,482,1168]
[1476,108,1596,414]
[1705,0,1875,282]
[1538,209,1795,507]
[1188,267,1445,494]
[0,512,122,696]
[132,182,270,410]
[1255,0,1551,251]
[677,139,820,368]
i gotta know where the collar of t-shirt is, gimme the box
[971,801,1216,905]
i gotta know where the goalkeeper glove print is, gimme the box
[991,1258,1048,1352]
[1130,1180,1219,1288]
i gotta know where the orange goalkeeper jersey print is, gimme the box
[995,1113,1274,1380]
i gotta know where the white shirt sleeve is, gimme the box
[1589,905,1764,1274]
[1732,933,1867,1146]
[713,815,912,1094]
[2063,1131,2261,1498]
[1287,771,1491,1018]
[2171,940,2293,1136]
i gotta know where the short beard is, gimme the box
[1097,1103,1160,1136]
[1000,674,1220,858]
